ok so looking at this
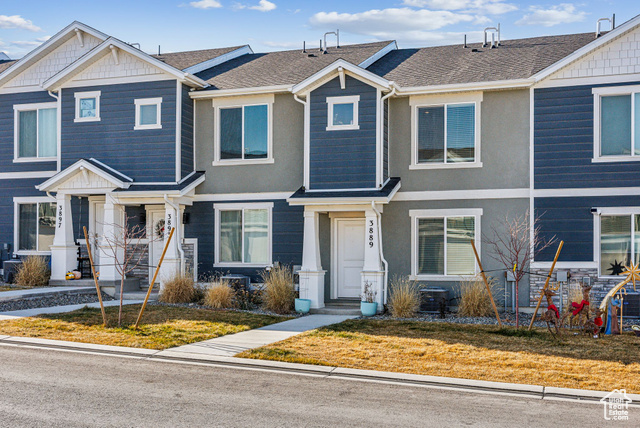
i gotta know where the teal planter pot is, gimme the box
[295,298,312,314]
[360,301,378,316]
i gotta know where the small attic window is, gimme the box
[326,95,359,131]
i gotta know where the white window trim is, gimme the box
[409,208,482,281]
[212,94,274,166]
[13,196,56,256]
[134,97,162,130]
[74,90,101,122]
[594,206,640,279]
[213,202,273,268]
[592,85,640,163]
[13,102,58,163]
[410,92,482,170]
[326,95,360,131]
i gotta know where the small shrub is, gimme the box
[457,274,499,317]
[159,270,198,304]
[204,279,236,309]
[388,275,420,318]
[361,281,377,303]
[261,265,295,314]
[15,255,50,287]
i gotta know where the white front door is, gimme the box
[335,218,365,299]
[149,210,165,284]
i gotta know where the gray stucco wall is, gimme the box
[382,198,531,308]
[389,89,530,192]
[194,93,303,194]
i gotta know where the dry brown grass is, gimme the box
[457,274,500,317]
[204,279,236,309]
[239,319,640,393]
[261,265,295,314]
[0,304,288,350]
[388,276,420,318]
[15,256,50,288]
[158,271,198,304]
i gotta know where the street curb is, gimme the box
[1,334,637,403]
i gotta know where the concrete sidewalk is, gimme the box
[0,300,144,320]
[0,286,95,301]
[169,314,357,357]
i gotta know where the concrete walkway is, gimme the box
[0,286,94,301]
[0,300,144,320]
[169,314,357,357]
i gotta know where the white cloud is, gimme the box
[309,8,475,37]
[0,15,41,32]
[402,0,517,14]
[7,36,51,48]
[250,0,276,12]
[189,0,222,9]
[516,3,587,27]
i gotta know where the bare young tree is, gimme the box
[483,209,555,328]
[99,214,153,326]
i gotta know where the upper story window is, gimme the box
[134,97,162,130]
[213,94,274,165]
[326,95,359,131]
[74,91,101,122]
[410,208,481,280]
[214,202,273,267]
[15,200,56,253]
[593,86,640,162]
[410,93,482,170]
[14,102,57,162]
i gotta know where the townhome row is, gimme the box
[1,16,639,311]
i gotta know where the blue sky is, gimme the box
[0,1,637,59]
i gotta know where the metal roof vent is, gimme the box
[482,24,500,48]
[323,29,340,54]
[596,14,615,38]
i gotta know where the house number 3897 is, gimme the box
[368,220,374,248]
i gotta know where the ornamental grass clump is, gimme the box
[204,279,236,309]
[15,255,50,288]
[159,270,198,304]
[457,274,499,317]
[388,275,420,318]
[261,265,295,314]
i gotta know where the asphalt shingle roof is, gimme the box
[0,60,16,73]
[152,46,245,71]
[195,41,394,89]
[367,32,598,87]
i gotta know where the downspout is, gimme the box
[47,90,58,100]
[371,201,388,305]
[163,194,185,273]
[293,94,309,189]
[379,84,396,186]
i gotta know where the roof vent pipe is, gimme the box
[323,30,338,53]
[303,41,306,53]
[491,32,496,49]
[463,34,467,48]
[483,25,500,48]
[596,16,613,38]
[130,43,141,49]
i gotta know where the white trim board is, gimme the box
[0,171,56,180]
[193,192,293,202]
[394,188,529,201]
[533,187,640,198]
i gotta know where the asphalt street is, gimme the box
[0,344,635,427]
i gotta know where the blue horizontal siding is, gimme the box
[534,81,640,189]
[61,80,177,183]
[535,195,640,262]
[0,178,50,252]
[184,200,303,282]
[309,75,377,190]
[0,91,58,173]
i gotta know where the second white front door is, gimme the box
[335,218,365,299]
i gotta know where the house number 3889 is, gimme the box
[368,220,374,248]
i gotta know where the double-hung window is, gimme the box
[214,203,272,266]
[598,210,640,276]
[326,95,359,130]
[74,91,101,122]
[14,102,57,161]
[213,95,273,165]
[593,86,640,161]
[410,209,481,278]
[134,98,162,130]
[15,200,56,253]
[411,93,481,169]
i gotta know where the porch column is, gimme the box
[362,208,385,311]
[99,194,124,282]
[50,193,77,280]
[299,209,325,309]
[160,200,182,290]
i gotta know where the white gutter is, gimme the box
[395,78,533,96]
[164,194,185,273]
[190,85,292,99]
[371,201,388,306]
